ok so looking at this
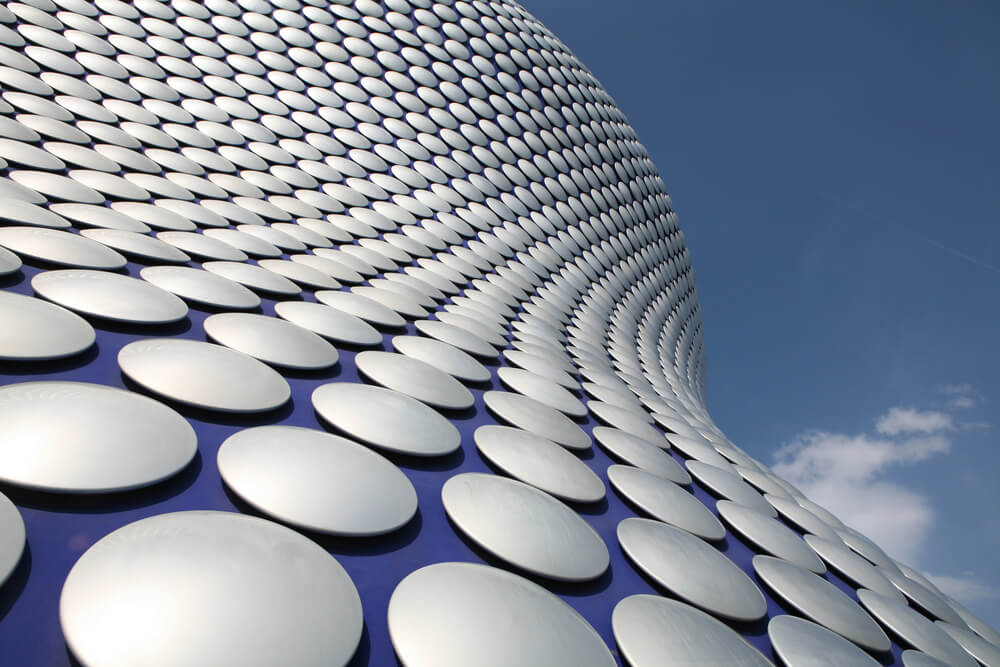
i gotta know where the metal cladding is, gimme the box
[0,0,995,665]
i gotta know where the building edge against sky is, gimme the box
[0,0,998,664]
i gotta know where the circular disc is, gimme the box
[315,289,406,328]
[388,562,614,667]
[608,465,725,541]
[275,301,382,347]
[118,339,290,413]
[769,615,881,667]
[880,568,965,625]
[474,425,605,503]
[716,500,826,573]
[857,590,976,666]
[902,650,951,667]
[60,511,363,667]
[483,391,591,450]
[218,426,416,536]
[0,226,126,269]
[413,319,498,358]
[612,595,773,667]
[312,383,460,457]
[140,266,261,311]
[32,270,189,324]
[594,426,691,485]
[753,555,890,653]
[0,381,196,493]
[803,535,905,602]
[936,621,1000,666]
[441,473,609,581]
[618,517,765,621]
[687,461,776,516]
[0,491,25,587]
[765,493,840,540]
[0,291,94,360]
[391,335,490,383]
[204,313,339,370]
[355,350,473,410]
[497,367,587,417]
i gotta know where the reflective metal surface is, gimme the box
[498,367,587,417]
[204,313,339,370]
[474,425,605,503]
[355,351,473,410]
[0,290,94,360]
[769,615,881,667]
[32,270,188,324]
[118,339,290,413]
[441,473,609,581]
[60,511,363,667]
[608,465,725,541]
[753,555,890,652]
[880,568,965,626]
[483,391,591,450]
[390,335,490,383]
[389,562,614,667]
[612,595,774,667]
[803,535,905,601]
[0,491,25,587]
[935,621,1000,666]
[717,500,827,573]
[857,589,977,667]
[0,382,196,493]
[618,517,765,621]
[687,461,777,516]
[218,426,417,536]
[275,301,382,347]
[312,383,460,457]
[593,426,692,484]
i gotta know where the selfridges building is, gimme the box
[0,0,996,665]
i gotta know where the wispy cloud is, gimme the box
[939,383,981,410]
[924,572,997,604]
[875,407,953,435]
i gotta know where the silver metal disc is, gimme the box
[218,425,417,536]
[0,491,25,587]
[880,568,965,625]
[118,339,290,413]
[497,367,587,417]
[0,245,21,275]
[0,226,126,269]
[140,266,261,311]
[764,493,840,540]
[441,473,609,581]
[275,301,382,347]
[474,425,605,503]
[316,289,406,328]
[935,621,1000,666]
[0,291,94,360]
[687,461,777,516]
[413,319,498,358]
[60,511,363,667]
[594,426,691,485]
[717,500,826,573]
[204,313,339,370]
[32,270,189,324]
[355,350,473,410]
[803,535,905,601]
[608,465,725,541]
[483,390,591,450]
[753,555,890,653]
[312,382,460,457]
[618,517,766,621]
[391,335,490,383]
[769,615,881,667]
[612,595,774,667]
[857,590,977,666]
[901,650,951,667]
[388,562,614,667]
[0,381,196,493]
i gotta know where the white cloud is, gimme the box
[940,384,975,395]
[772,428,948,563]
[875,407,954,435]
[924,573,997,604]
[940,384,980,409]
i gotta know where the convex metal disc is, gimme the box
[118,339,290,413]
[390,334,490,383]
[717,500,826,574]
[218,426,417,536]
[483,390,590,450]
[441,473,609,581]
[498,367,587,417]
[753,555,890,653]
[312,383,460,457]
[140,266,261,311]
[0,291,94,360]
[474,425,605,503]
[618,518,765,621]
[608,465,724,541]
[204,313,339,370]
[0,226,126,269]
[60,511,363,667]
[355,350,473,410]
[275,301,382,347]
[32,270,188,324]
[388,562,614,667]
[0,491,25,587]
[612,595,774,667]
[0,381,195,492]
[594,426,691,485]
[768,615,881,667]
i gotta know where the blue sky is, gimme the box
[525,0,1000,626]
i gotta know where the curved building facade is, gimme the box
[0,0,996,665]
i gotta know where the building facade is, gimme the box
[0,0,997,664]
